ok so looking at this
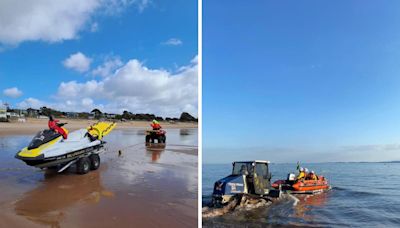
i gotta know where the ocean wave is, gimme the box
[332,186,346,191]
[332,186,382,198]
[202,163,400,227]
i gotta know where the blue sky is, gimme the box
[0,0,198,117]
[203,0,400,163]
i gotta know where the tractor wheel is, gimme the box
[76,157,90,175]
[89,154,100,170]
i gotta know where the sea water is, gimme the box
[203,162,400,227]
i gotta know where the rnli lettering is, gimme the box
[228,183,244,193]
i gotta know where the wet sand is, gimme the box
[0,118,197,136]
[0,128,198,227]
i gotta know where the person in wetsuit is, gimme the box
[48,115,68,139]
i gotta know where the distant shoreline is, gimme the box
[203,161,400,165]
[0,118,197,136]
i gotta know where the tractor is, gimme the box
[212,160,280,205]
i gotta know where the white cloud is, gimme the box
[54,56,197,117]
[17,56,198,117]
[92,56,123,77]
[102,0,151,14]
[90,22,99,32]
[135,0,151,12]
[0,0,150,46]
[3,87,23,98]
[0,0,99,45]
[57,80,104,99]
[63,52,92,73]
[81,98,94,107]
[162,38,183,46]
[17,97,101,113]
[17,98,44,109]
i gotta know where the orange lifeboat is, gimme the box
[272,175,330,194]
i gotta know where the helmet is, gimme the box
[311,170,315,174]
[305,168,309,173]
[299,167,304,172]
[152,119,158,124]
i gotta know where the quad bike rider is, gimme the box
[145,120,166,144]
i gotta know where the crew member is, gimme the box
[307,170,318,181]
[240,165,249,175]
[151,120,162,130]
[48,115,68,139]
[297,167,306,181]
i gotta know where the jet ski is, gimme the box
[15,122,116,174]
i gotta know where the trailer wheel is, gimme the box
[89,154,100,170]
[77,157,90,174]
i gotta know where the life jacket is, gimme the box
[297,171,305,180]
[309,174,318,181]
[151,123,161,130]
[48,119,59,129]
[48,119,68,139]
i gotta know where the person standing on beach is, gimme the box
[48,115,68,139]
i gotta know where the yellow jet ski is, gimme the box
[15,122,116,174]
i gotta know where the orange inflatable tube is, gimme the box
[272,175,330,192]
[291,177,329,191]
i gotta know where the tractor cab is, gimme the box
[212,160,275,204]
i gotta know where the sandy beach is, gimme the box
[0,118,197,136]
[0,127,198,227]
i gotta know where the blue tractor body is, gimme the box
[212,160,276,204]
[213,175,246,200]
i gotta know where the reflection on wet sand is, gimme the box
[0,129,197,227]
[167,145,198,156]
[146,144,166,162]
[180,129,191,135]
[14,168,112,227]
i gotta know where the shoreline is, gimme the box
[0,118,197,136]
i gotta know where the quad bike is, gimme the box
[145,129,166,144]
